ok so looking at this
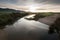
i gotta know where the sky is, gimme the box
[0,0,60,12]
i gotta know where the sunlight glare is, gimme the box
[28,5,37,12]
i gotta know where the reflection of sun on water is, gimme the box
[24,14,36,18]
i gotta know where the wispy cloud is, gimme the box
[0,0,60,12]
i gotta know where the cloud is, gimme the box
[0,0,27,5]
[0,0,17,4]
[0,0,60,12]
[0,3,21,10]
[0,0,60,5]
[0,3,29,10]
[35,0,60,5]
[48,0,60,4]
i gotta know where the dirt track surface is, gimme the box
[39,14,60,25]
[0,29,7,40]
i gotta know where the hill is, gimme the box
[0,8,23,13]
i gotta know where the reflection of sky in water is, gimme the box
[14,18,49,30]
[4,18,58,40]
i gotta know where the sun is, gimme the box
[28,5,37,12]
